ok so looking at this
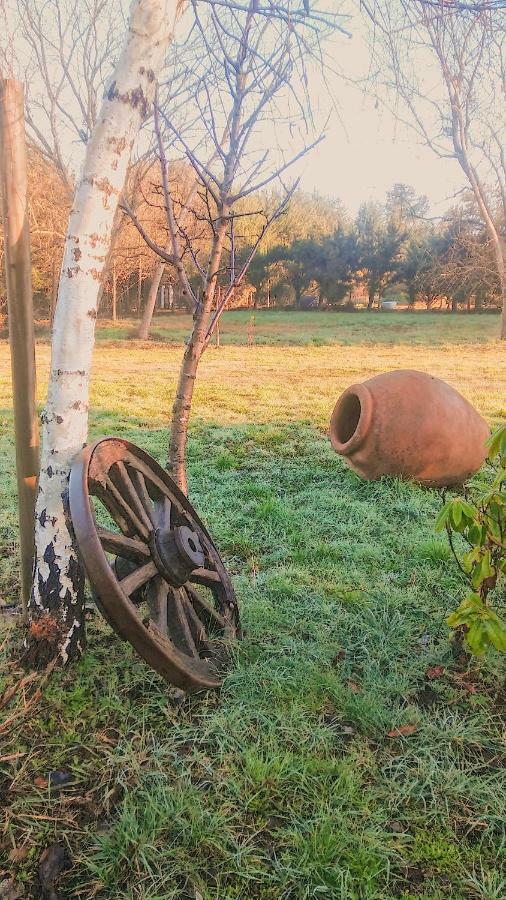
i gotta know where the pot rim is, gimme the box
[330,383,374,456]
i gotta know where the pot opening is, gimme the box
[336,392,361,444]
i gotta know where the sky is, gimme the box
[1,0,467,218]
[295,8,464,215]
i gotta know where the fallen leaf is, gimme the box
[387,724,417,737]
[346,679,361,693]
[453,674,478,693]
[8,847,29,863]
[34,776,48,789]
[95,731,116,746]
[426,665,445,680]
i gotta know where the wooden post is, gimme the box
[0,79,39,615]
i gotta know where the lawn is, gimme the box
[33,307,502,348]
[1,310,505,899]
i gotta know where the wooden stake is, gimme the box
[0,79,39,615]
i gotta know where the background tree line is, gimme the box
[248,182,502,313]
[1,161,501,325]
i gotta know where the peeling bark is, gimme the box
[28,0,183,667]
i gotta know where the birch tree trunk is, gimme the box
[26,0,182,668]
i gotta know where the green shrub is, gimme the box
[436,424,506,656]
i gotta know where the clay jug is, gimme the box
[329,370,489,487]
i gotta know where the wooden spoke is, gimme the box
[94,485,133,537]
[186,584,226,630]
[147,577,169,635]
[104,475,150,540]
[119,560,157,596]
[113,461,153,532]
[181,590,213,649]
[156,495,172,529]
[128,467,155,525]
[96,527,150,562]
[167,588,198,657]
[189,567,221,587]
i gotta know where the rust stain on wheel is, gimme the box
[69,438,240,691]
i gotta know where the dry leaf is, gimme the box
[34,776,48,789]
[346,679,361,693]
[426,665,445,680]
[95,731,117,746]
[387,724,417,737]
[8,847,29,863]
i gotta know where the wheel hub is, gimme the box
[150,524,205,587]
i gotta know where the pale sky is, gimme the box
[296,10,464,215]
[2,0,466,217]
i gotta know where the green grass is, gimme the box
[1,311,505,898]
[34,307,502,347]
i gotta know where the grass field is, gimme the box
[1,310,505,899]
[33,308,503,348]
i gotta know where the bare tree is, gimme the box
[5,0,126,191]
[362,0,506,337]
[125,0,347,492]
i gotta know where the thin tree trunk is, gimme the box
[168,218,228,493]
[27,0,181,668]
[137,258,164,339]
[112,260,117,322]
[500,272,506,340]
[137,256,143,311]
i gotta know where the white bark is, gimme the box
[29,0,183,665]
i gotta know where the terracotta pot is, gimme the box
[329,369,489,487]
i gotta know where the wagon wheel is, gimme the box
[69,438,240,691]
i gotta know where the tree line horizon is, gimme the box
[1,155,501,329]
